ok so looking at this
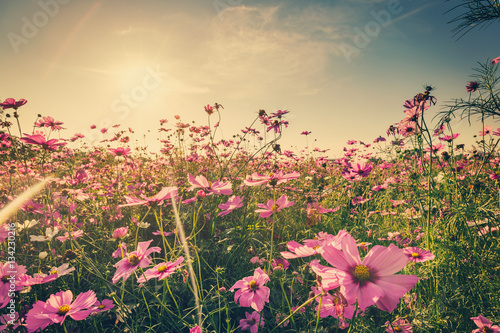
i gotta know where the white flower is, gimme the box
[30,227,59,242]
[17,219,38,232]
[137,222,150,229]
[39,251,48,259]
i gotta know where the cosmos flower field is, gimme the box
[1,60,500,332]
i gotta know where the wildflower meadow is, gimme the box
[1,7,500,329]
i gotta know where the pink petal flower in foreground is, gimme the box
[25,290,97,332]
[118,186,178,208]
[1,98,27,110]
[112,240,161,284]
[239,311,264,333]
[403,247,435,263]
[281,230,348,259]
[137,257,184,282]
[316,233,419,312]
[255,195,294,218]
[229,268,270,311]
[218,195,244,216]
[20,134,67,151]
[471,315,500,333]
[187,174,233,195]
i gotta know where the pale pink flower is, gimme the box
[137,257,184,282]
[25,290,97,332]
[243,171,299,187]
[229,268,270,311]
[479,125,493,136]
[218,195,244,216]
[112,240,161,284]
[112,227,129,239]
[42,263,76,283]
[112,242,128,258]
[118,187,178,208]
[255,195,294,218]
[281,230,348,259]
[385,318,413,332]
[187,174,233,196]
[315,233,419,312]
[56,229,84,242]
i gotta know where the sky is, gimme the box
[0,0,499,158]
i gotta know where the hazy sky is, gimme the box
[1,0,499,157]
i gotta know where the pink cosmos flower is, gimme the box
[1,98,27,109]
[310,285,354,322]
[56,230,84,242]
[35,116,64,130]
[271,258,289,271]
[479,125,493,136]
[313,233,419,312]
[112,240,161,284]
[218,195,244,216]
[229,268,270,311]
[466,81,479,93]
[25,290,97,332]
[0,312,20,331]
[112,242,128,258]
[403,247,435,263]
[492,56,500,65]
[109,147,131,157]
[187,174,233,196]
[118,186,178,208]
[190,325,202,333]
[112,227,129,239]
[301,131,311,135]
[385,318,413,332]
[239,311,264,333]
[42,263,76,283]
[281,230,348,259]
[255,195,294,218]
[244,171,300,187]
[471,315,500,333]
[0,262,27,291]
[137,257,184,282]
[92,299,115,313]
[20,134,67,151]
[439,133,460,142]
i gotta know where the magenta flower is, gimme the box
[137,257,184,282]
[92,299,115,313]
[301,131,311,135]
[187,174,233,195]
[239,311,264,333]
[439,133,460,142]
[271,258,289,271]
[112,242,128,258]
[190,325,202,333]
[112,240,161,284]
[479,125,493,136]
[20,134,67,151]
[255,195,294,218]
[25,290,97,332]
[385,318,413,332]
[118,186,178,208]
[492,56,500,65]
[35,116,64,130]
[466,81,479,93]
[315,233,419,312]
[471,315,500,333]
[109,147,131,157]
[229,268,270,311]
[218,195,244,216]
[403,247,435,263]
[1,98,27,110]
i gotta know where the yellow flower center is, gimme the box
[57,305,71,315]
[271,204,279,211]
[248,318,256,325]
[248,280,258,291]
[277,263,283,267]
[354,265,370,282]
[51,270,58,274]
[98,304,105,309]
[360,242,366,246]
[411,252,420,258]
[128,254,140,266]
[394,326,402,332]
[157,265,168,273]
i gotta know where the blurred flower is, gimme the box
[109,147,131,157]
[229,268,270,311]
[255,195,294,218]
[470,315,500,333]
[189,325,202,333]
[30,227,60,242]
[218,196,244,216]
[385,318,413,332]
[112,227,129,239]
[239,311,264,333]
[492,56,500,65]
[271,258,289,271]
[204,104,214,115]
[403,247,435,263]
[466,81,479,93]
[301,131,311,135]
[39,251,48,259]
[20,134,67,151]
[1,98,27,110]
[479,125,493,136]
